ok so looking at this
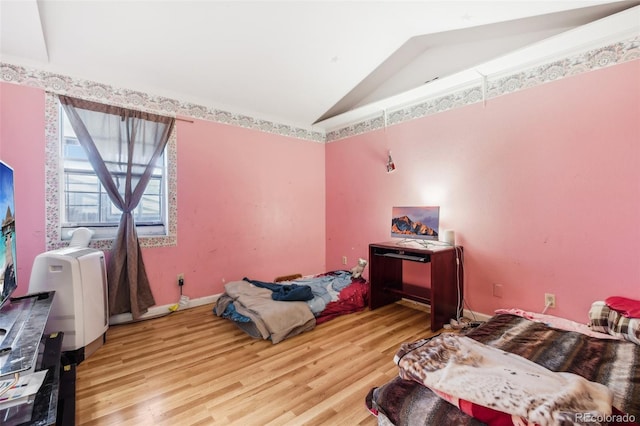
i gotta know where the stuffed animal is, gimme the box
[350,258,368,279]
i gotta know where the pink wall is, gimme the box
[0,82,326,306]
[326,60,640,323]
[0,83,47,290]
[2,60,638,322]
[144,119,326,303]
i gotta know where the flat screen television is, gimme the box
[391,206,439,241]
[0,161,17,310]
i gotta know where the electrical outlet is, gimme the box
[342,256,347,265]
[177,273,184,286]
[492,283,503,298]
[544,293,556,308]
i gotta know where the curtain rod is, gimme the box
[176,117,194,123]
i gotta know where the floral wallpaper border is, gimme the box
[44,93,178,250]
[325,36,640,142]
[1,63,325,144]
[2,36,639,145]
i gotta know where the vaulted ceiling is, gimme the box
[1,1,639,131]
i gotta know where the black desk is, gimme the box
[0,293,74,425]
[0,333,62,425]
[369,241,463,331]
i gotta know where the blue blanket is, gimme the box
[242,277,314,301]
[247,271,354,314]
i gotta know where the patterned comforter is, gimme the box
[214,271,369,343]
[367,314,640,425]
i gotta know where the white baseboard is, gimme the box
[463,308,492,322]
[109,294,221,325]
[109,294,494,326]
[399,298,492,323]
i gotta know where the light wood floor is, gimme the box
[76,301,437,425]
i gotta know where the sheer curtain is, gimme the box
[59,96,175,319]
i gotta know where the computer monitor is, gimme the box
[391,206,439,241]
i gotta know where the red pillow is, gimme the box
[605,296,640,318]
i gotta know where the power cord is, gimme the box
[450,246,484,330]
[541,300,553,315]
[463,299,479,322]
[454,245,464,322]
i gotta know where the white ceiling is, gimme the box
[1,1,639,131]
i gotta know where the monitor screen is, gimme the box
[0,161,17,309]
[391,206,439,240]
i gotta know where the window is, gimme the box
[58,104,169,240]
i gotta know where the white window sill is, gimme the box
[60,225,167,241]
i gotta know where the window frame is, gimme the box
[45,93,178,250]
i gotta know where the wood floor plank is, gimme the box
[76,301,436,425]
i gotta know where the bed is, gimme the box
[366,304,640,426]
[213,270,369,344]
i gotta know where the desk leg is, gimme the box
[430,250,463,331]
[369,251,402,309]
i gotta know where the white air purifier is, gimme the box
[28,246,109,363]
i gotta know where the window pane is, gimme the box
[63,139,88,160]
[145,178,161,195]
[102,194,122,223]
[66,192,99,223]
[136,195,162,222]
[66,191,99,207]
[66,173,99,193]
[59,104,167,230]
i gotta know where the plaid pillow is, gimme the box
[589,301,640,346]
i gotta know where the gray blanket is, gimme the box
[215,280,316,344]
